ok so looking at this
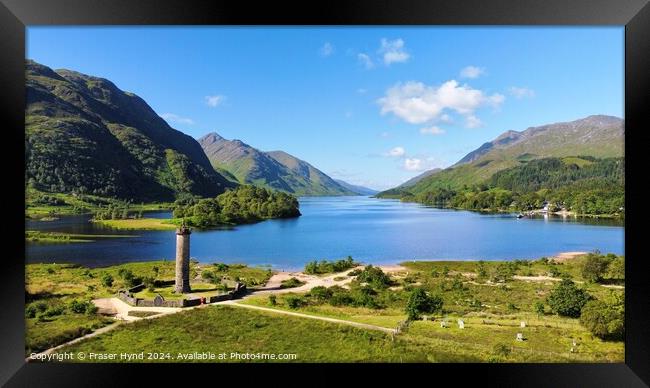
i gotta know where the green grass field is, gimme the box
[25,261,271,355]
[91,218,177,230]
[58,305,422,362]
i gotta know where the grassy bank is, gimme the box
[91,218,177,231]
[25,187,173,219]
[26,230,136,244]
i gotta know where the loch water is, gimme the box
[26,196,624,270]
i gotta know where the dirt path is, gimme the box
[93,297,183,321]
[28,298,204,361]
[27,322,121,361]
[551,251,589,262]
[219,300,396,334]
[253,264,409,295]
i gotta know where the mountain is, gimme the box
[265,151,356,196]
[398,168,442,188]
[386,115,624,196]
[199,133,356,196]
[333,179,378,195]
[454,115,623,167]
[25,60,235,202]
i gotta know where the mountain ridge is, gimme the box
[25,60,235,201]
[199,133,356,196]
[383,114,624,196]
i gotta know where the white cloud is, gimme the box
[160,113,194,125]
[357,53,374,69]
[460,66,485,79]
[378,80,505,125]
[440,113,453,123]
[465,115,482,128]
[320,42,334,57]
[380,131,390,138]
[420,125,445,135]
[379,38,410,65]
[509,86,535,99]
[384,146,405,157]
[403,158,423,171]
[205,95,226,107]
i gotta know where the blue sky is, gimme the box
[27,27,623,190]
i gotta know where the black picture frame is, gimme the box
[1,0,648,386]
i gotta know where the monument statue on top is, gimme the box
[174,220,191,293]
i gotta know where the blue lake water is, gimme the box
[26,196,624,270]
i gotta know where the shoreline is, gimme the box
[27,251,592,272]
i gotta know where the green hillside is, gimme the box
[395,157,624,216]
[25,60,235,203]
[378,115,624,213]
[199,133,355,196]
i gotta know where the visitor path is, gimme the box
[219,300,396,334]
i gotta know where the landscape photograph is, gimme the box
[25,26,624,363]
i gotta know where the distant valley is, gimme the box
[199,133,371,196]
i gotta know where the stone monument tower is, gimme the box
[174,223,191,293]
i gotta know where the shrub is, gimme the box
[202,270,222,285]
[329,292,355,307]
[308,286,332,301]
[304,256,357,274]
[117,268,140,287]
[547,266,562,278]
[40,306,65,318]
[579,293,624,340]
[534,301,545,316]
[546,279,591,318]
[405,288,443,321]
[350,286,381,309]
[356,265,392,288]
[280,277,306,289]
[69,299,97,314]
[143,276,156,292]
[581,253,611,283]
[25,301,48,318]
[606,256,624,281]
[268,294,277,306]
[101,273,114,288]
[285,295,304,309]
[213,263,229,272]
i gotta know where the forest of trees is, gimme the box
[401,157,624,216]
[172,185,301,227]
